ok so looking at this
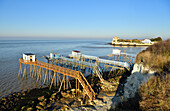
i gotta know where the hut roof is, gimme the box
[24,53,35,55]
[72,50,81,53]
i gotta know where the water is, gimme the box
[0,39,147,98]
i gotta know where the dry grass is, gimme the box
[136,39,170,72]
[139,74,170,110]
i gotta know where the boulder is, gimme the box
[38,96,44,101]
[36,105,43,110]
[27,107,33,111]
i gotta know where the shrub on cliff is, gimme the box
[150,37,162,41]
[136,39,170,72]
[138,39,170,110]
[139,74,170,110]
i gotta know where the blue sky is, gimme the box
[0,0,170,40]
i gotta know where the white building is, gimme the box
[72,50,81,57]
[112,49,121,55]
[50,53,61,59]
[141,39,154,44]
[23,53,36,62]
[112,36,119,44]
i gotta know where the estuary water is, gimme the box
[0,39,147,98]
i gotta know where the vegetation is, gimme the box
[118,39,141,43]
[139,74,170,110]
[117,37,162,43]
[150,37,162,42]
[136,39,170,72]
[113,39,170,110]
[138,39,170,110]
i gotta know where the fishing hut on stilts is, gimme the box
[18,53,95,101]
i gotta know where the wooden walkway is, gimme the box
[18,59,95,101]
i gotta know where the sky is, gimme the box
[0,0,170,40]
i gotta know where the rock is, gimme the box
[39,101,46,107]
[21,97,25,100]
[87,100,93,105]
[132,63,155,74]
[36,105,43,110]
[17,92,21,96]
[66,90,70,93]
[69,100,81,108]
[21,106,26,110]
[51,93,57,99]
[27,107,33,111]
[71,89,75,92]
[93,99,103,105]
[38,96,44,101]
[77,98,81,102]
[123,72,151,99]
[22,92,26,96]
[61,92,70,98]
[47,103,52,108]
[2,97,6,101]
[60,105,69,110]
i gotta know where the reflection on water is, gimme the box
[0,39,147,98]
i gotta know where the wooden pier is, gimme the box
[18,58,95,101]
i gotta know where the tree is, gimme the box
[150,37,162,41]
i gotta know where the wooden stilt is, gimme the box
[57,72,59,87]
[63,75,65,90]
[76,79,77,95]
[50,72,56,89]
[22,65,27,80]
[18,63,22,78]
[66,75,68,90]
[30,64,32,77]
[58,75,65,92]
[43,69,48,86]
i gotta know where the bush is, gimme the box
[150,37,162,41]
[136,39,170,72]
[139,74,170,110]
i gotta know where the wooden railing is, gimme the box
[19,58,95,100]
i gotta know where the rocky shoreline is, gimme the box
[0,68,131,111]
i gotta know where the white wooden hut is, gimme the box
[112,49,121,55]
[23,53,36,62]
[72,50,81,57]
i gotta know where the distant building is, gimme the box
[112,49,121,55]
[72,50,81,57]
[141,39,154,44]
[112,36,119,44]
[23,53,36,62]
[50,53,61,59]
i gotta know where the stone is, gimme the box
[87,100,93,105]
[51,93,57,99]
[47,103,52,108]
[36,105,43,110]
[27,107,33,111]
[93,99,103,105]
[21,106,26,110]
[38,96,44,101]
[39,101,46,107]
[61,92,70,98]
[60,105,69,110]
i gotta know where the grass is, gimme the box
[136,39,170,110]
[136,39,170,73]
[139,74,170,110]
